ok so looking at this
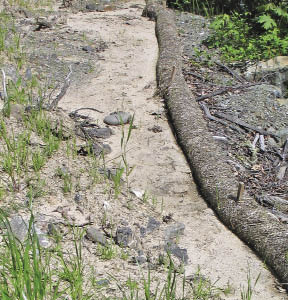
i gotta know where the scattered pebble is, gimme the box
[116,226,133,247]
[148,125,163,133]
[164,242,188,264]
[146,217,160,233]
[130,189,145,199]
[85,127,113,139]
[82,45,93,52]
[165,222,185,241]
[104,111,132,125]
[86,227,107,246]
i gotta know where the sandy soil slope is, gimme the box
[59,1,287,298]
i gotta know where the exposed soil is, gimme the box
[0,1,287,299]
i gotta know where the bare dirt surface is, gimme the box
[0,0,287,298]
[59,1,287,298]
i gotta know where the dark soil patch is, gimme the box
[176,12,288,218]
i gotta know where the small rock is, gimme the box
[86,127,113,139]
[86,227,107,246]
[116,226,132,247]
[82,45,93,52]
[104,111,132,125]
[96,279,110,287]
[165,223,185,241]
[25,67,32,80]
[47,223,59,236]
[146,217,160,233]
[165,242,188,264]
[133,255,146,265]
[137,249,144,256]
[92,143,112,156]
[9,215,50,247]
[139,226,146,237]
[74,193,82,203]
[276,128,288,146]
[9,215,28,242]
[86,3,97,11]
[148,125,163,133]
[130,189,145,199]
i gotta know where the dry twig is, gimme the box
[48,65,73,110]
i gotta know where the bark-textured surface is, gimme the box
[144,0,288,285]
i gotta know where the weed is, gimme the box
[112,166,124,199]
[26,177,46,201]
[31,148,46,172]
[56,167,73,194]
[120,114,135,191]
[0,124,31,190]
[240,270,260,300]
[98,242,117,260]
[0,209,60,299]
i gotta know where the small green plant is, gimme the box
[0,184,6,200]
[31,148,46,172]
[97,242,117,260]
[240,270,260,300]
[56,167,73,194]
[0,209,61,299]
[120,114,135,191]
[112,166,124,199]
[0,123,30,190]
[26,177,46,201]
[57,227,94,300]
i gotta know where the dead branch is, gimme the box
[195,83,260,102]
[214,111,279,138]
[184,71,207,81]
[71,107,104,114]
[199,102,245,133]
[48,65,72,110]
[252,133,259,149]
[54,220,94,227]
[214,60,245,83]
[259,134,266,152]
[283,138,288,160]
[1,69,8,101]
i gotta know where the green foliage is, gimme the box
[168,0,288,62]
[204,1,288,61]
[0,210,95,299]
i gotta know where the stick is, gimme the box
[48,65,72,110]
[283,138,288,160]
[252,133,259,149]
[214,111,279,138]
[236,182,245,202]
[259,134,266,152]
[185,71,207,81]
[199,102,245,133]
[214,61,245,83]
[169,66,176,86]
[195,83,260,102]
[71,107,104,114]
[54,220,94,227]
[1,69,8,101]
